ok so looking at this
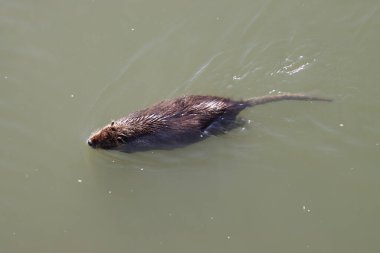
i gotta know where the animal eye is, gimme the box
[111,121,115,126]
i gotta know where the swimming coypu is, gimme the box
[87,93,332,153]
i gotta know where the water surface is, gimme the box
[1,0,380,252]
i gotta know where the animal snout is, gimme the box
[87,139,94,147]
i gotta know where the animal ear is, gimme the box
[110,121,116,130]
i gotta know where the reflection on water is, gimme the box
[1,0,380,252]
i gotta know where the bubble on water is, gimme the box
[302,205,311,213]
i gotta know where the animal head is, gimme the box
[87,121,127,150]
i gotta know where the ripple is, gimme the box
[272,55,316,76]
[168,51,224,97]
[93,22,184,106]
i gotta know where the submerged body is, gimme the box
[87,93,331,153]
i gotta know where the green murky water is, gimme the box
[1,0,379,252]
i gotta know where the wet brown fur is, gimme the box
[88,93,332,153]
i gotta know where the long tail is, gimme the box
[245,93,333,107]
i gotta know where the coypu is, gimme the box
[88,93,332,153]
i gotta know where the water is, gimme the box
[1,0,379,252]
